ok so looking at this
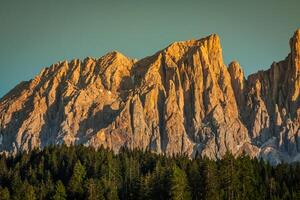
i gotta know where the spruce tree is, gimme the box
[52,180,67,200]
[203,159,220,200]
[0,187,10,200]
[188,161,204,200]
[68,160,86,198]
[84,178,104,200]
[169,165,191,200]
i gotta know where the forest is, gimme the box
[0,145,299,200]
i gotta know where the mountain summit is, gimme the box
[1,30,300,164]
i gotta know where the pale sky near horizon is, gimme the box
[0,0,299,97]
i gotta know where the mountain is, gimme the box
[0,30,299,164]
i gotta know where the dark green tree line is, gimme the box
[0,145,299,199]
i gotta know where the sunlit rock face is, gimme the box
[0,30,300,164]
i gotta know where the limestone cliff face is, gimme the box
[238,30,300,164]
[0,30,300,164]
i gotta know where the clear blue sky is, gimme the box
[0,0,299,97]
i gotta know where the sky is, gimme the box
[0,0,299,98]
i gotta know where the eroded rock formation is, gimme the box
[0,30,300,164]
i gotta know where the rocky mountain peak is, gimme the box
[228,60,246,109]
[201,33,221,51]
[290,29,300,52]
[286,29,300,115]
[100,50,131,63]
[228,60,244,79]
[163,33,222,61]
[290,29,300,73]
[0,30,300,164]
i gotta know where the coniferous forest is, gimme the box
[0,146,299,200]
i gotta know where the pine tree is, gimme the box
[169,165,191,200]
[188,161,204,200]
[23,181,36,200]
[203,159,219,200]
[102,178,119,200]
[68,160,86,198]
[36,181,48,200]
[0,187,10,200]
[52,180,67,200]
[236,156,260,200]
[150,161,169,200]
[138,173,152,200]
[121,155,140,200]
[84,178,104,200]
[219,152,240,200]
